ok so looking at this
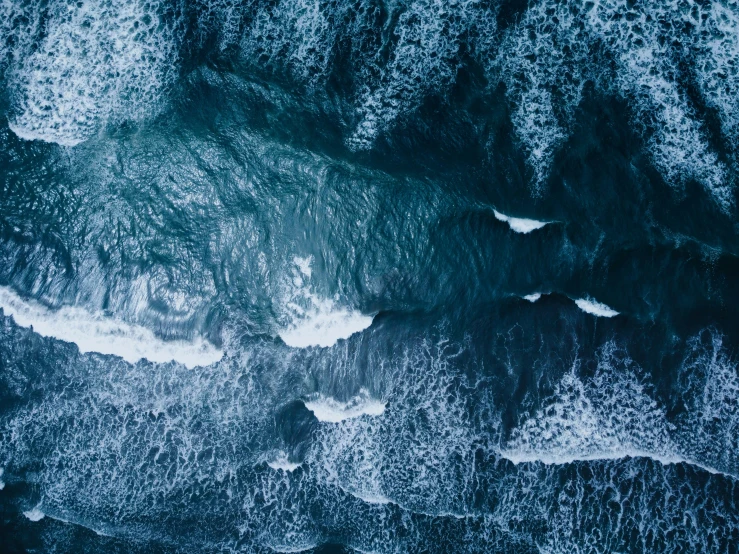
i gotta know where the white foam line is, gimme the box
[8,121,82,147]
[493,209,549,234]
[0,286,223,369]
[523,293,542,302]
[304,389,386,423]
[500,449,731,478]
[574,297,619,318]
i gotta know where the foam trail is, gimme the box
[493,210,548,234]
[523,293,542,302]
[574,298,619,318]
[23,507,45,522]
[304,389,386,423]
[0,286,223,368]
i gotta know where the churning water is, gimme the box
[0,1,738,552]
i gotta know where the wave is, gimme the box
[278,257,374,348]
[523,293,542,302]
[0,286,223,368]
[500,448,729,477]
[503,341,739,480]
[23,507,45,522]
[574,297,619,317]
[278,302,374,348]
[304,389,386,423]
[265,451,302,472]
[493,210,549,234]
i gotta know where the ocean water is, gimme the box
[0,1,738,552]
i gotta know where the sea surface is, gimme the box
[0,1,738,552]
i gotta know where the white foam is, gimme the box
[0,286,223,368]
[23,507,45,522]
[293,256,313,278]
[574,297,619,318]
[493,210,548,234]
[0,467,4,491]
[278,258,374,348]
[523,293,542,302]
[279,300,374,348]
[8,0,178,146]
[304,389,386,423]
[266,451,302,472]
[502,350,674,468]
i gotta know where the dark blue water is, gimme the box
[0,1,738,552]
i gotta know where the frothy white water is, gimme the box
[574,297,619,318]
[278,257,374,348]
[503,347,674,466]
[0,467,4,491]
[0,286,223,368]
[493,210,548,234]
[304,389,386,423]
[8,0,178,146]
[502,341,739,479]
[497,0,736,206]
[266,451,302,472]
[23,507,45,522]
[523,293,542,302]
[279,299,373,348]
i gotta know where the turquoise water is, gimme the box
[0,1,738,552]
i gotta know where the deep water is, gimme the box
[0,1,739,552]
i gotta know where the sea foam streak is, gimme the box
[574,297,619,317]
[304,388,386,423]
[0,286,223,368]
[493,210,548,234]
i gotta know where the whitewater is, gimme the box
[0,0,737,552]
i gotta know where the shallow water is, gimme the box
[0,1,738,552]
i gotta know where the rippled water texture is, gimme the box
[1,1,738,552]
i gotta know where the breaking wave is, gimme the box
[0,285,223,368]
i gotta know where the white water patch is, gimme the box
[23,507,45,522]
[278,257,374,348]
[265,451,302,473]
[574,297,619,318]
[308,338,490,518]
[304,389,386,423]
[501,340,739,479]
[493,210,548,234]
[0,467,4,490]
[503,346,674,467]
[293,256,313,278]
[279,302,374,349]
[523,293,542,303]
[0,286,223,368]
[676,331,739,477]
[348,0,486,149]
[495,0,735,206]
[8,0,179,146]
